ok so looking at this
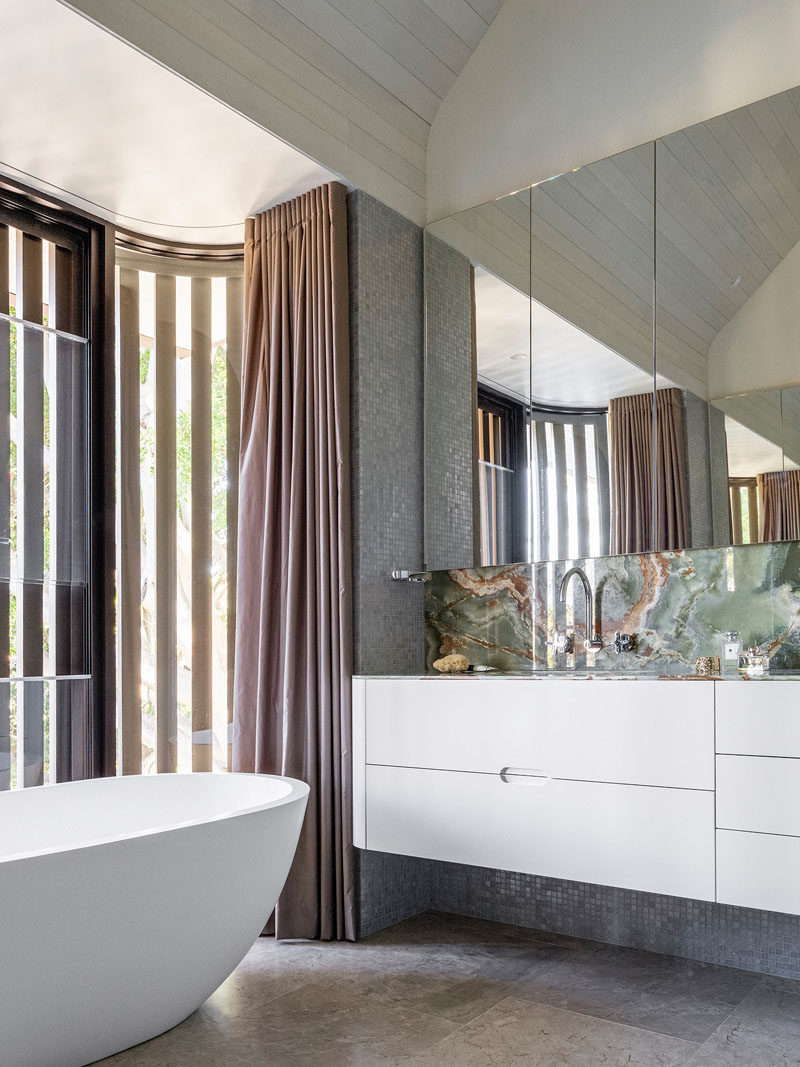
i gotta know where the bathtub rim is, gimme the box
[0,772,309,866]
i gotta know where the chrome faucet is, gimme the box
[559,566,603,650]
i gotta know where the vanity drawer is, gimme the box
[366,764,715,900]
[716,754,800,836]
[717,830,800,915]
[363,678,713,789]
[716,683,800,757]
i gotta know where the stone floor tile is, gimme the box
[394,995,699,1067]
[686,976,800,1065]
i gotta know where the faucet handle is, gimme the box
[613,631,635,654]
[547,632,574,654]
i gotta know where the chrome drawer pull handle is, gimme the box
[500,767,549,784]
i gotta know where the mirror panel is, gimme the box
[714,387,800,544]
[424,83,800,568]
[528,143,657,560]
[425,188,532,570]
[656,85,800,551]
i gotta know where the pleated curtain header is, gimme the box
[245,183,346,242]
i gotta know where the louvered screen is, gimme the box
[116,253,242,775]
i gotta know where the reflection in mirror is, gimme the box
[714,388,800,544]
[426,83,800,566]
[528,143,660,560]
[425,188,532,570]
[656,85,800,551]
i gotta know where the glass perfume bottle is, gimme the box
[722,630,741,676]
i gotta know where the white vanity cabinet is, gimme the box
[716,682,800,915]
[353,677,716,902]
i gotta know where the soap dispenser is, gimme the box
[722,631,741,675]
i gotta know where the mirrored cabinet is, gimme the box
[424,84,800,569]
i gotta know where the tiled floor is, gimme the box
[103,912,800,1065]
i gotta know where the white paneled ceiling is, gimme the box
[474,267,670,408]
[1,0,337,242]
[59,0,506,226]
[724,417,786,477]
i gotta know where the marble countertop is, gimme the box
[354,671,800,681]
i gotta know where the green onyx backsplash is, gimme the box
[424,541,800,674]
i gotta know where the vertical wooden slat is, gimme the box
[154,274,178,774]
[154,274,177,752]
[487,413,497,563]
[730,486,743,545]
[573,424,590,558]
[225,276,242,771]
[0,225,9,790]
[552,422,569,561]
[595,418,611,556]
[191,277,212,772]
[119,267,142,774]
[19,234,44,787]
[747,484,759,544]
[477,409,488,564]
[534,421,549,560]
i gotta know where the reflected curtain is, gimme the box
[609,388,688,554]
[758,470,800,542]
[233,182,355,941]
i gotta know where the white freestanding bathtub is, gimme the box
[0,772,309,1067]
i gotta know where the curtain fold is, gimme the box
[233,182,355,941]
[608,388,689,554]
[758,469,800,542]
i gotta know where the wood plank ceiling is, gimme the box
[60,0,506,225]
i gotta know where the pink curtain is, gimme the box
[609,388,689,553]
[233,182,355,940]
[758,469,800,542]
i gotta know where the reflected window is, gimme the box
[477,389,611,565]
[477,389,526,565]
[530,407,610,562]
[729,477,759,545]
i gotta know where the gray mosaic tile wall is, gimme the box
[423,233,477,570]
[356,850,436,938]
[348,190,425,677]
[347,191,432,937]
[428,861,800,980]
[357,851,800,978]
[683,388,731,549]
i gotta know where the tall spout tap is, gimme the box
[559,566,603,650]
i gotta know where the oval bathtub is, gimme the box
[0,772,309,1067]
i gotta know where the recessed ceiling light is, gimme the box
[509,352,528,362]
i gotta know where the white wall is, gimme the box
[428,0,800,221]
[709,240,800,398]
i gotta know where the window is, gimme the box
[115,247,242,775]
[530,406,610,561]
[729,477,759,544]
[477,389,527,564]
[0,182,114,789]
[477,388,611,565]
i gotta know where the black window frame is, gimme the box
[476,385,528,564]
[0,175,115,780]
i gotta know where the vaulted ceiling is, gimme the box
[59,0,506,226]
